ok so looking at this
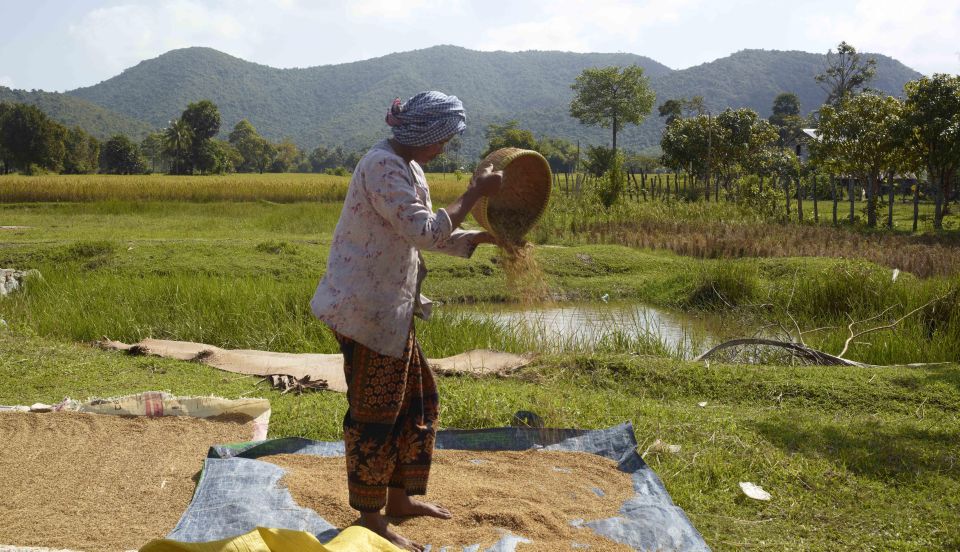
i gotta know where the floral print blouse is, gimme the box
[311,139,480,358]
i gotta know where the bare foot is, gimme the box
[356,511,424,552]
[385,489,453,519]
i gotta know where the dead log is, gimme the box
[695,338,861,366]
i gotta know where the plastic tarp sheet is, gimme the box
[169,423,709,551]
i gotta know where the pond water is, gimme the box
[447,301,743,359]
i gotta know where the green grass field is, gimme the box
[1,174,959,550]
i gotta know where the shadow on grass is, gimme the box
[753,418,960,483]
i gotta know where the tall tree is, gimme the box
[269,138,302,173]
[661,115,717,182]
[658,99,684,126]
[0,103,65,174]
[195,139,241,174]
[100,134,147,174]
[445,135,463,170]
[570,65,655,153]
[140,132,169,173]
[770,93,801,122]
[583,145,617,177]
[713,108,779,192]
[813,93,904,227]
[163,118,193,175]
[62,127,100,174]
[0,103,11,174]
[482,121,538,158]
[538,136,578,173]
[180,100,221,174]
[815,41,876,107]
[769,92,805,149]
[229,119,273,173]
[902,74,960,229]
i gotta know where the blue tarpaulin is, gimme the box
[168,423,710,551]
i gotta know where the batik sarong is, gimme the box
[334,329,439,512]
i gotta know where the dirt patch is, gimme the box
[0,411,251,551]
[264,449,635,551]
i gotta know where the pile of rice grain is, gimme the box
[0,411,252,552]
[265,449,635,551]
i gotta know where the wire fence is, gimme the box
[549,170,959,233]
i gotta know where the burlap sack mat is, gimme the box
[98,339,534,393]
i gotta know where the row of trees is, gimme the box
[815,74,960,229]
[0,99,369,176]
[554,41,958,230]
[0,103,101,174]
[0,102,168,175]
[653,80,959,229]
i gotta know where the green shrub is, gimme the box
[595,151,626,210]
[735,175,786,220]
[686,261,760,309]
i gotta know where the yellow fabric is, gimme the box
[139,526,403,552]
[321,526,405,552]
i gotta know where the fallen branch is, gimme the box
[838,297,942,358]
[698,293,951,367]
[695,338,862,366]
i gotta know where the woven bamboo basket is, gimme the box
[471,148,552,245]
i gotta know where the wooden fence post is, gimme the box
[887,174,895,229]
[813,174,819,223]
[784,176,791,216]
[848,178,855,223]
[912,179,920,231]
[797,176,804,222]
[831,174,838,226]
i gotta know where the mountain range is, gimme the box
[1,45,923,159]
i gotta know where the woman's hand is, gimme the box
[446,167,503,229]
[470,164,503,197]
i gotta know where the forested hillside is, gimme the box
[28,45,921,157]
[0,87,153,141]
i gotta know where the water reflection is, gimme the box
[448,302,740,359]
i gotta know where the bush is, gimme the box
[686,261,760,309]
[324,167,350,177]
[735,175,786,219]
[595,151,626,210]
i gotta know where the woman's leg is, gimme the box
[384,340,450,519]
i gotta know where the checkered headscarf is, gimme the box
[385,91,466,147]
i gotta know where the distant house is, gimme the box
[794,127,920,200]
[795,128,818,163]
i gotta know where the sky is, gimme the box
[1,0,958,92]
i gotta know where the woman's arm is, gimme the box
[365,157,501,251]
[444,164,503,229]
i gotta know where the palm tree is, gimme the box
[163,119,192,175]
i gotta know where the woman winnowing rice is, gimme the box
[310,91,503,551]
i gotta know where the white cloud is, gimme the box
[27,0,955,91]
[348,0,427,19]
[477,0,700,53]
[0,75,13,88]
[801,0,960,74]
[67,1,266,77]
